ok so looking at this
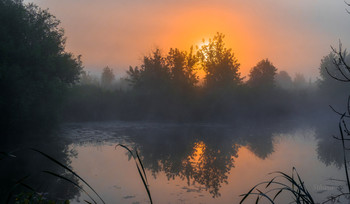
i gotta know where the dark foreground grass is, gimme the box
[2,145,152,204]
[240,167,315,204]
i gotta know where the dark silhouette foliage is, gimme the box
[247,59,277,90]
[127,49,171,94]
[167,47,198,93]
[197,33,243,91]
[275,71,293,90]
[63,34,320,123]
[101,66,115,89]
[0,0,82,139]
[318,51,350,93]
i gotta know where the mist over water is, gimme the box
[1,113,347,203]
[3,0,350,203]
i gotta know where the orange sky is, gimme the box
[27,0,350,79]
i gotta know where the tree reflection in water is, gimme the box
[121,124,278,198]
[0,138,80,203]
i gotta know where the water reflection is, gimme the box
[0,138,80,203]
[111,123,293,198]
[2,116,348,203]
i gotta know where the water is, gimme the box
[1,119,348,203]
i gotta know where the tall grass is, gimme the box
[2,145,152,204]
[115,144,153,204]
[240,167,315,204]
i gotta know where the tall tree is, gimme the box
[101,66,115,89]
[0,0,82,138]
[166,47,198,92]
[293,73,307,90]
[275,70,293,90]
[197,33,243,90]
[127,49,171,94]
[247,59,277,90]
[318,51,350,91]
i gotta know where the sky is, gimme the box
[26,0,350,79]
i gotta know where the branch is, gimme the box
[329,105,350,118]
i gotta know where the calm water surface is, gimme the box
[55,120,346,204]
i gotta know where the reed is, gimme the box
[3,145,152,204]
[240,167,315,204]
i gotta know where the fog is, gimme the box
[3,0,350,203]
[26,0,350,79]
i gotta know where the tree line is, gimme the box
[0,0,82,142]
[2,0,350,141]
[63,32,338,123]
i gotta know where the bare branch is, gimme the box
[329,105,350,118]
[325,66,350,82]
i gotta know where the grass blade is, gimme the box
[6,175,30,204]
[31,148,105,204]
[135,149,148,183]
[116,144,153,204]
[43,170,97,204]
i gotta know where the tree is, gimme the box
[293,73,307,90]
[318,51,350,92]
[166,47,198,92]
[127,49,171,94]
[101,66,115,89]
[275,71,293,90]
[197,33,243,90]
[247,59,277,90]
[0,0,82,139]
[80,70,99,85]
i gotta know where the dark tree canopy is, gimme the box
[197,33,243,91]
[101,66,115,88]
[293,73,308,89]
[127,47,199,95]
[318,52,350,88]
[247,59,277,90]
[0,0,82,138]
[275,71,293,90]
[167,47,198,92]
[127,49,171,94]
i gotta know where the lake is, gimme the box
[1,118,348,203]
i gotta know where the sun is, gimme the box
[196,39,209,50]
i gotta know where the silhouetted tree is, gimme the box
[101,66,115,89]
[293,73,307,90]
[0,0,82,139]
[318,51,350,95]
[127,49,171,94]
[247,59,277,90]
[275,70,293,90]
[80,70,99,85]
[167,47,198,92]
[197,33,243,91]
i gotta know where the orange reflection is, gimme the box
[189,141,206,167]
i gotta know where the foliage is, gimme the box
[0,0,82,139]
[79,71,99,86]
[318,50,350,95]
[66,37,313,122]
[101,66,115,89]
[275,71,293,90]
[247,59,277,90]
[167,47,198,93]
[293,73,308,90]
[14,192,70,204]
[127,49,171,94]
[197,32,243,91]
